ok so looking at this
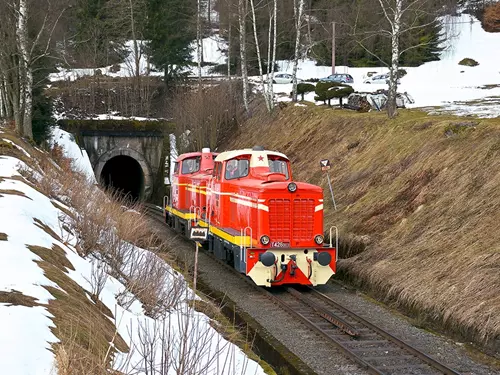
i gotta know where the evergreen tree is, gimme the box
[72,0,128,67]
[145,0,196,88]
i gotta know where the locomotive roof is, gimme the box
[215,149,289,162]
[176,152,202,162]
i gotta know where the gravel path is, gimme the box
[148,217,500,375]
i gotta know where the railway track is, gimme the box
[143,203,461,375]
[269,287,461,375]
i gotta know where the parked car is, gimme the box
[271,73,303,84]
[363,73,388,84]
[363,73,400,85]
[319,73,354,84]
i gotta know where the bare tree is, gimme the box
[249,0,272,111]
[265,0,277,110]
[291,0,305,102]
[0,0,67,139]
[238,0,249,112]
[197,0,203,86]
[353,0,439,117]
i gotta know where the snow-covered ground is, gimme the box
[0,126,266,375]
[266,14,500,117]
[49,13,500,118]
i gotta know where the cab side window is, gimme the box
[213,162,223,181]
[225,159,249,180]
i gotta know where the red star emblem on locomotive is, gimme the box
[258,155,264,161]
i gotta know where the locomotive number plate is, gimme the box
[271,242,290,248]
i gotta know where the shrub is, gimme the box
[314,82,354,107]
[458,58,479,67]
[297,83,316,101]
[170,81,244,152]
[397,69,407,78]
[109,64,121,73]
[483,2,500,32]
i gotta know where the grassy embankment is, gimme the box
[0,127,274,374]
[228,104,500,355]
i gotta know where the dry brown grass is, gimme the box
[0,232,7,241]
[227,105,500,352]
[0,188,32,199]
[0,289,40,307]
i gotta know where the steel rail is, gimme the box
[306,287,462,375]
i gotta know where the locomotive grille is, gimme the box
[293,199,314,240]
[268,199,291,241]
[269,198,314,242]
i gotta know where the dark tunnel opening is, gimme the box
[100,155,144,202]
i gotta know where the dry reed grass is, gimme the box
[227,105,500,353]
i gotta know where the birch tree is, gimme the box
[238,0,249,112]
[291,0,305,102]
[354,0,439,118]
[265,0,277,110]
[0,0,66,139]
[249,0,271,111]
[197,0,203,86]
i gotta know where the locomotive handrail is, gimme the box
[189,205,201,232]
[163,195,169,214]
[240,226,253,262]
[329,226,339,262]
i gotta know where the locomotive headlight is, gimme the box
[314,235,324,245]
[287,182,297,193]
[260,235,270,245]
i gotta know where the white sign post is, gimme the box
[320,159,337,211]
[189,227,208,298]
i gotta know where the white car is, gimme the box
[363,73,400,85]
[271,73,303,84]
[363,73,389,84]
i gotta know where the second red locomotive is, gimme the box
[165,146,336,287]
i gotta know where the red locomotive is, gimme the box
[164,146,336,287]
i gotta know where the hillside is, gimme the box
[227,105,500,355]
[0,124,268,374]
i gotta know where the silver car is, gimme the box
[271,73,303,84]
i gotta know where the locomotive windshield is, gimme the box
[268,157,290,179]
[181,157,201,174]
[225,159,249,180]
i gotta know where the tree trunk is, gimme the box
[292,0,304,102]
[249,0,271,111]
[238,0,249,112]
[227,23,232,80]
[269,0,277,109]
[197,0,203,87]
[17,0,31,138]
[386,0,402,119]
[23,67,33,139]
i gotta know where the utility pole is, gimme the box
[331,21,336,75]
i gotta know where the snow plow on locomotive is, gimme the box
[164,146,337,287]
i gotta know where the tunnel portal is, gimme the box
[100,155,144,201]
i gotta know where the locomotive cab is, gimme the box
[166,148,216,235]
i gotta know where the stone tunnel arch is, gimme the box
[94,148,152,201]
